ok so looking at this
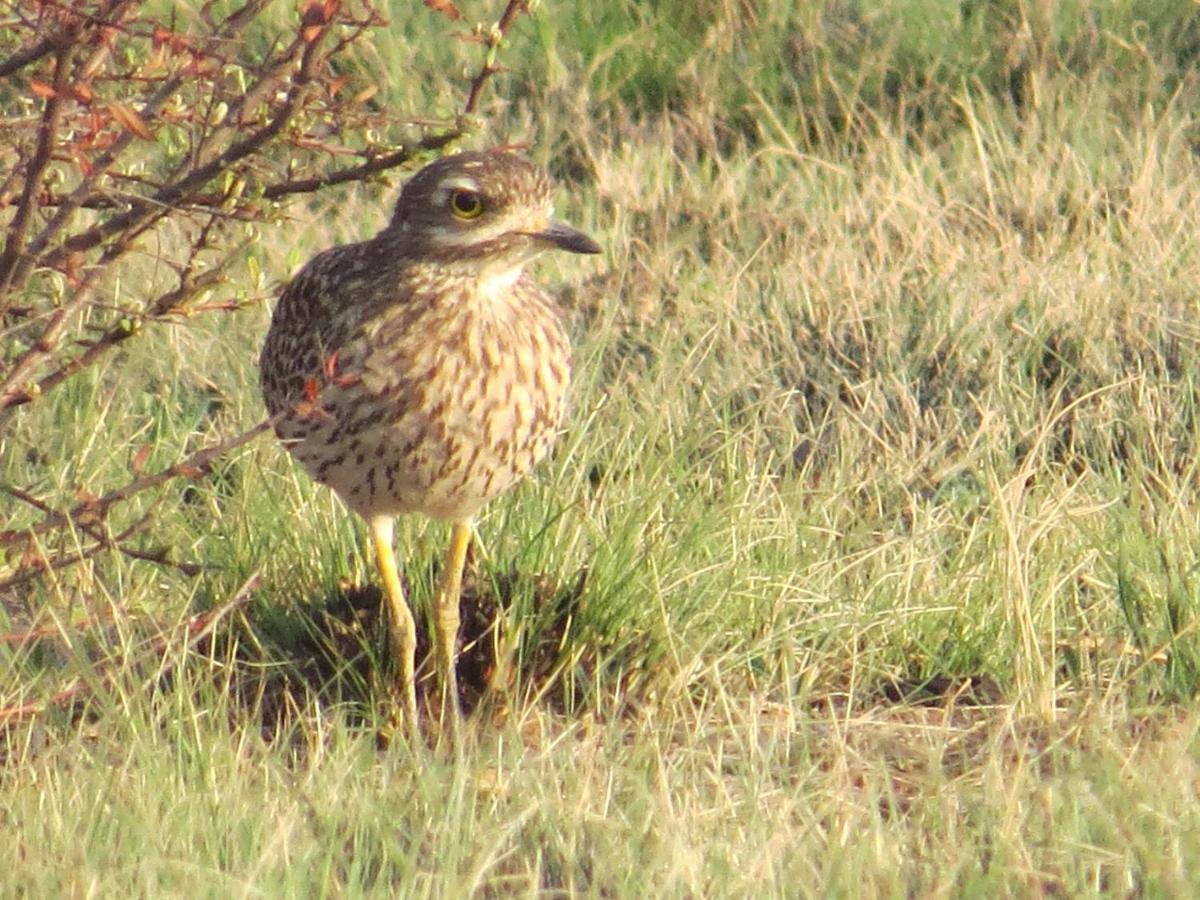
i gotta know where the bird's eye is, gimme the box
[449,190,484,219]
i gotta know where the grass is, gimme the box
[5,0,1200,894]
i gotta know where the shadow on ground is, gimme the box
[228,561,593,741]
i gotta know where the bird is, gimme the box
[259,149,601,738]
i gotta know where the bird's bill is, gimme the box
[534,220,602,255]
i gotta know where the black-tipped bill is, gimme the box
[535,220,602,255]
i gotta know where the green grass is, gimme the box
[5,0,1200,894]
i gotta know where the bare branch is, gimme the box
[261,130,462,199]
[0,0,140,79]
[0,505,193,592]
[0,568,261,725]
[44,21,335,269]
[0,419,272,565]
[462,0,530,115]
[0,214,157,421]
[0,36,77,296]
[0,0,528,591]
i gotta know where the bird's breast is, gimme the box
[271,280,572,520]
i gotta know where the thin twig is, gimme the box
[0,569,262,725]
[0,269,103,420]
[18,74,193,283]
[42,11,335,270]
[261,130,465,198]
[14,126,467,210]
[0,0,140,79]
[2,2,271,298]
[0,508,192,592]
[0,35,76,297]
[0,221,148,421]
[0,615,109,645]
[139,567,264,693]
[462,0,530,115]
[2,262,233,417]
[0,419,273,554]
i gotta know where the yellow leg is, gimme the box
[369,515,418,729]
[435,519,472,740]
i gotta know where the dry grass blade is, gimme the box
[0,568,261,726]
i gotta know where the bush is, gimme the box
[0,0,525,595]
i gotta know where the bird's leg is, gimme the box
[434,519,472,742]
[369,515,418,731]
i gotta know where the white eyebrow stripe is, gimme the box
[441,176,482,193]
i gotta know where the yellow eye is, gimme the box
[449,190,484,219]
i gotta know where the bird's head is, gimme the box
[385,150,601,270]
